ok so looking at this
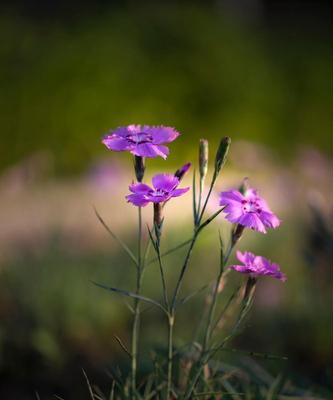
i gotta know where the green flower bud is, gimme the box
[214,137,231,174]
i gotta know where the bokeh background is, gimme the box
[0,0,332,398]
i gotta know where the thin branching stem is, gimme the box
[131,206,143,399]
[197,170,217,225]
[184,232,240,398]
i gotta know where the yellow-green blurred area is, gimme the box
[0,1,333,398]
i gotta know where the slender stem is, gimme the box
[171,231,199,311]
[184,236,238,398]
[147,238,192,266]
[202,266,223,353]
[197,180,203,222]
[166,314,174,399]
[198,171,217,224]
[131,207,143,399]
[156,245,169,309]
[184,299,253,400]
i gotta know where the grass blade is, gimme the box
[82,368,95,400]
[179,283,210,305]
[113,334,132,359]
[92,281,167,313]
[94,207,138,266]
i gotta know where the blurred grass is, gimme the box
[1,2,332,174]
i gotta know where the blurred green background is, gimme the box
[0,1,332,399]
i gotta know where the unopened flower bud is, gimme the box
[199,139,209,181]
[134,155,145,182]
[239,177,250,195]
[214,137,231,174]
[174,162,191,181]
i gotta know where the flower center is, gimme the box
[242,199,262,214]
[150,189,168,198]
[126,132,153,145]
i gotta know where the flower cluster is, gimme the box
[101,124,286,282]
[99,124,287,398]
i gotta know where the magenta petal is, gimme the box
[132,143,167,158]
[108,126,133,138]
[236,250,256,265]
[239,213,267,233]
[129,183,151,194]
[224,204,244,222]
[126,194,149,207]
[172,187,190,197]
[229,265,253,274]
[152,174,179,191]
[260,211,281,229]
[219,190,244,206]
[155,144,169,158]
[147,126,180,144]
[102,136,131,151]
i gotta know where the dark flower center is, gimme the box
[126,132,153,145]
[242,199,262,214]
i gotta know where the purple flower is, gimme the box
[219,186,280,233]
[102,125,180,159]
[230,251,286,282]
[126,174,189,207]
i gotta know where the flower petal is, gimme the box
[219,190,245,206]
[146,126,180,144]
[102,136,131,151]
[260,211,281,229]
[126,193,150,207]
[132,143,168,158]
[229,264,253,274]
[171,187,190,197]
[152,174,179,191]
[238,213,267,233]
[129,183,151,194]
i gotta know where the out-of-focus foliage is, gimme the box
[1,2,332,174]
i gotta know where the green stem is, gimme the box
[197,179,203,223]
[171,230,199,312]
[131,207,143,399]
[156,244,169,310]
[184,237,238,398]
[197,171,217,225]
[166,314,174,399]
[202,266,223,354]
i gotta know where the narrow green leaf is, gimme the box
[82,368,95,400]
[147,238,192,266]
[147,225,158,252]
[93,207,138,266]
[198,207,225,232]
[192,169,198,225]
[92,281,167,313]
[179,283,210,305]
[113,335,132,359]
[109,381,115,400]
[221,348,288,361]
[267,374,285,400]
